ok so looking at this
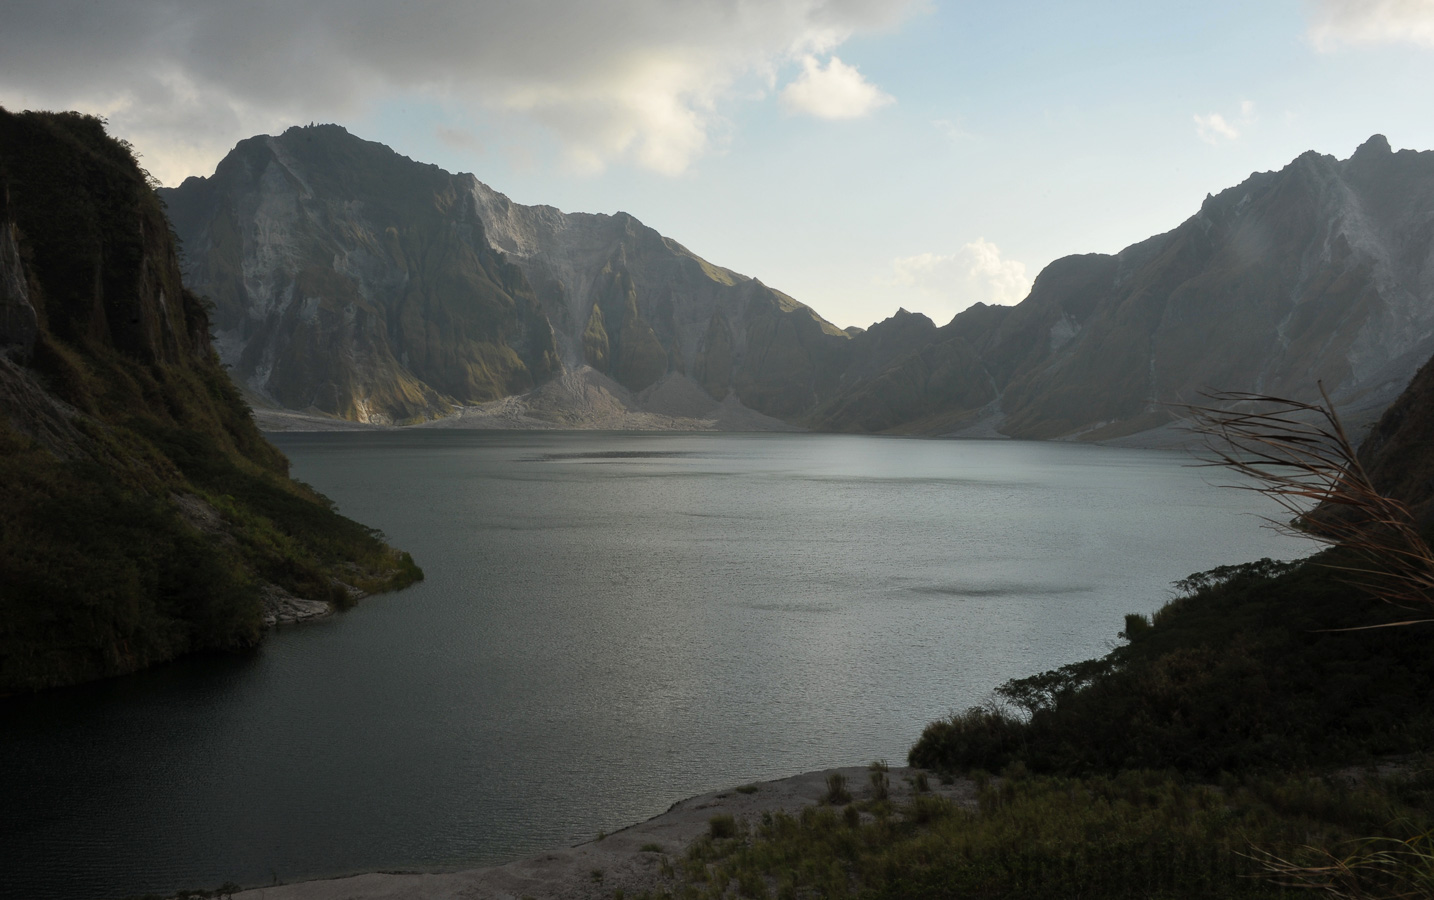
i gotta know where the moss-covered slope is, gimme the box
[0,109,420,694]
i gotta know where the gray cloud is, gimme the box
[1307,0,1434,49]
[0,0,915,183]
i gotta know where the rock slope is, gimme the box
[162,126,860,426]
[813,135,1434,440]
[167,129,1434,441]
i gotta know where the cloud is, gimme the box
[1194,113,1240,144]
[932,118,971,145]
[891,240,1032,320]
[779,55,894,119]
[435,126,484,155]
[0,0,917,185]
[1194,100,1256,145]
[1307,0,1434,49]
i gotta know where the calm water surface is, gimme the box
[0,432,1310,899]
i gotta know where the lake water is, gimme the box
[0,432,1311,899]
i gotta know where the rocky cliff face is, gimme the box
[163,125,562,424]
[168,129,1434,440]
[814,135,1434,440]
[164,126,858,426]
[0,110,419,693]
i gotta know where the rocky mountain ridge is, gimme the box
[164,125,861,426]
[166,129,1434,441]
[815,134,1434,441]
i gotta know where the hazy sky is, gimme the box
[4,1,1434,328]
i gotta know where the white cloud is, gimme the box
[0,0,917,185]
[932,118,971,145]
[1194,113,1240,144]
[1193,100,1256,145]
[779,55,894,119]
[890,239,1032,321]
[1307,0,1434,49]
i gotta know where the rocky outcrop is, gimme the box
[162,125,561,424]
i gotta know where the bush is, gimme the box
[910,557,1434,776]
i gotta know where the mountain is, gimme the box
[815,135,1434,441]
[162,125,867,427]
[167,129,1434,441]
[1356,350,1434,527]
[0,109,420,693]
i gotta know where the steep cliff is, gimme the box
[0,109,420,693]
[815,136,1434,440]
[165,125,860,426]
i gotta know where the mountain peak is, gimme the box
[1353,133,1392,159]
[281,122,351,139]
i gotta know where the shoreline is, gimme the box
[231,765,973,900]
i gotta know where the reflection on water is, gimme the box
[0,432,1310,900]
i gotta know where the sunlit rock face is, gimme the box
[164,125,866,425]
[163,125,561,424]
[813,135,1434,440]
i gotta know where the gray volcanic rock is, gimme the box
[167,128,1434,440]
[163,125,561,424]
[164,125,856,426]
[469,178,859,419]
[814,135,1434,440]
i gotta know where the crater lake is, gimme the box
[0,432,1311,899]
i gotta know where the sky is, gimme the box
[3,0,1434,330]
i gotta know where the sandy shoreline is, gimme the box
[232,766,973,900]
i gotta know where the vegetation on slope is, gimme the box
[909,557,1434,776]
[646,763,1431,899]
[0,109,420,694]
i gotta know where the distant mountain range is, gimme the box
[163,128,1434,440]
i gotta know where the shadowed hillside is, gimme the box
[0,109,420,693]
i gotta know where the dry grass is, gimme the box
[1183,385,1434,626]
[1250,829,1434,899]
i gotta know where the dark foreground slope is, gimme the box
[1357,351,1434,527]
[0,110,420,694]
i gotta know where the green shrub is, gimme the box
[911,557,1434,776]
[710,815,738,840]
